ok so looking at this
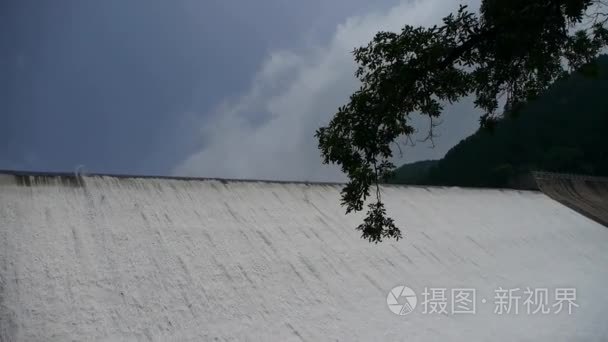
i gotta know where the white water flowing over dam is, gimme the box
[1,172,607,341]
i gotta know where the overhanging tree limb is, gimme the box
[316,0,608,243]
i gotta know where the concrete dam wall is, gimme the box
[534,171,608,228]
[1,173,607,341]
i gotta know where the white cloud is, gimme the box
[174,0,482,181]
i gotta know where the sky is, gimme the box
[1,0,483,181]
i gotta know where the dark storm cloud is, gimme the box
[2,0,481,180]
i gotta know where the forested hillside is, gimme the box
[391,55,608,188]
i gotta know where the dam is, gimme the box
[1,171,607,341]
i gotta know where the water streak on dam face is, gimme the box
[1,173,607,341]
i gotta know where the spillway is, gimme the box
[1,172,607,341]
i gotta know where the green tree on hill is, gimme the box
[425,55,608,187]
